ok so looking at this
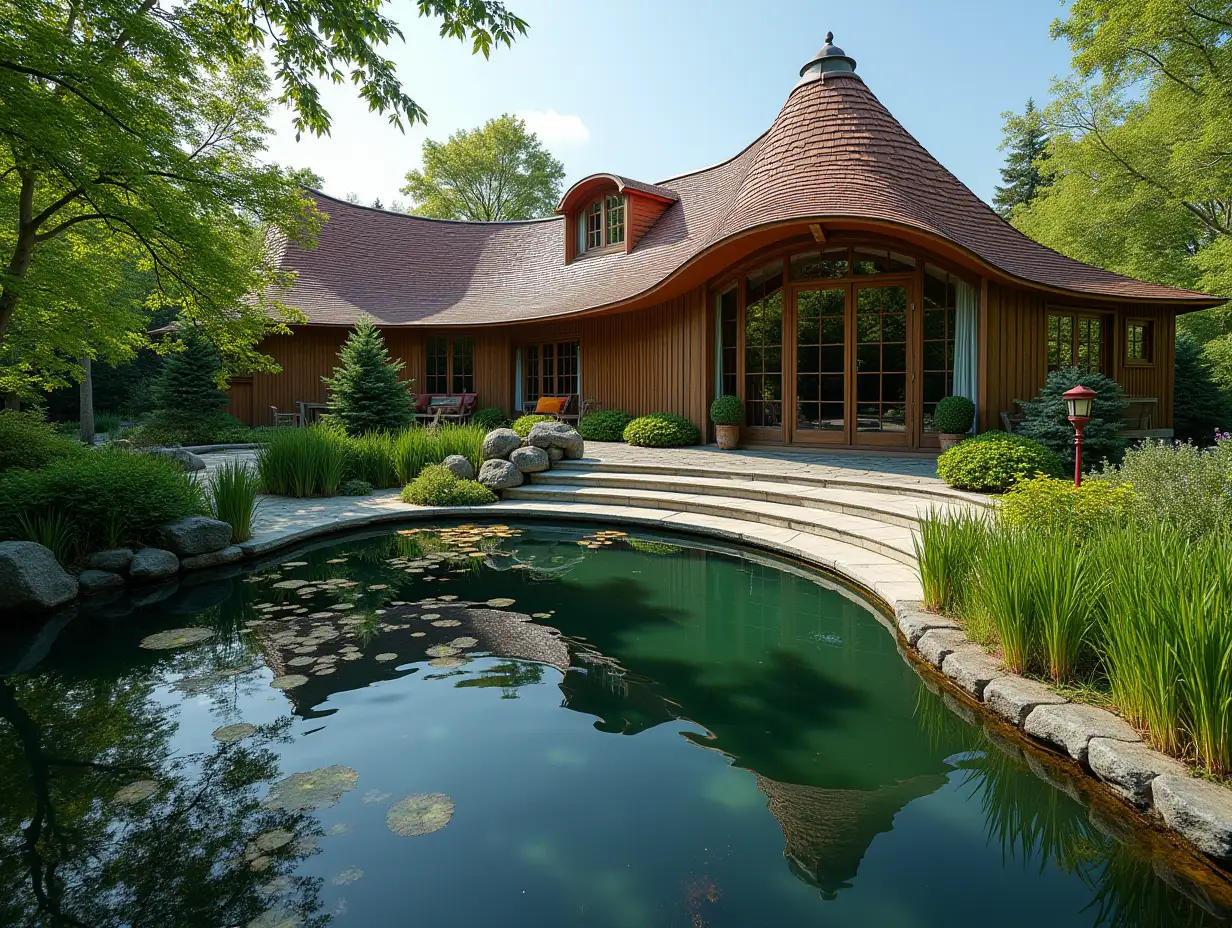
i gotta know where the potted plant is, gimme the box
[710,395,744,450]
[934,395,975,451]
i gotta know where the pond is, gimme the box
[0,523,1229,927]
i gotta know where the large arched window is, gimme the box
[576,195,626,254]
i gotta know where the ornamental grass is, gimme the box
[256,425,348,497]
[207,458,261,543]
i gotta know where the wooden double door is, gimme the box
[745,279,913,448]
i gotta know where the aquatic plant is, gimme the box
[386,793,455,836]
[262,766,360,812]
[208,457,261,542]
[256,425,348,497]
[913,508,988,614]
[140,627,215,650]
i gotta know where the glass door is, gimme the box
[852,283,910,446]
[742,262,785,441]
[792,287,847,443]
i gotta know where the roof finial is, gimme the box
[799,32,857,77]
[825,31,834,44]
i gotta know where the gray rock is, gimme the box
[179,545,243,571]
[481,428,522,461]
[146,446,205,471]
[940,647,1005,698]
[477,459,524,490]
[129,548,180,583]
[1024,748,1085,803]
[78,569,125,595]
[984,676,1069,727]
[894,601,961,647]
[1153,774,1232,861]
[130,581,179,608]
[0,541,78,613]
[547,446,565,463]
[440,454,476,480]
[915,628,971,669]
[160,516,232,556]
[526,421,585,459]
[509,445,550,474]
[1088,737,1188,809]
[1023,702,1140,764]
[84,548,134,573]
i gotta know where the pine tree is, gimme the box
[994,99,1050,218]
[152,329,230,416]
[322,316,413,435]
[1019,368,1128,471]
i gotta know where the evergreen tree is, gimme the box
[1019,368,1128,471]
[1174,334,1230,444]
[152,330,231,417]
[322,316,413,435]
[993,99,1050,218]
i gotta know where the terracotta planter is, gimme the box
[939,433,966,452]
[715,424,740,450]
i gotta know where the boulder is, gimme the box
[478,459,524,490]
[914,628,970,669]
[983,676,1068,727]
[146,446,205,472]
[509,445,550,474]
[547,446,565,463]
[481,428,522,461]
[0,541,78,613]
[1153,774,1232,861]
[160,516,232,556]
[526,421,584,459]
[179,545,243,571]
[85,548,134,574]
[940,647,1005,698]
[129,548,180,583]
[1023,702,1140,764]
[1088,737,1188,809]
[78,569,126,595]
[894,601,961,647]
[441,454,476,480]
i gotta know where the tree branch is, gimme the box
[0,61,139,136]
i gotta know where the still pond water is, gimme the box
[1,523,1228,927]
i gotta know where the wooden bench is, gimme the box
[522,395,582,425]
[414,393,477,425]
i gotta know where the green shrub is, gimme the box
[999,475,1136,536]
[345,432,400,488]
[0,450,205,559]
[152,329,231,417]
[1174,334,1229,445]
[127,411,253,447]
[322,315,414,435]
[913,509,990,615]
[0,410,81,471]
[391,424,484,484]
[622,413,700,448]
[936,431,1063,492]
[1018,368,1128,470]
[472,407,508,430]
[400,465,496,507]
[578,409,632,442]
[1099,438,1232,540]
[709,395,743,427]
[341,478,374,496]
[512,414,553,438]
[933,396,975,434]
[207,458,260,543]
[256,425,348,497]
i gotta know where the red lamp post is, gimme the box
[1063,384,1097,487]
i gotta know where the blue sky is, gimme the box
[263,0,1074,208]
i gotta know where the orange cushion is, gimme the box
[535,396,568,414]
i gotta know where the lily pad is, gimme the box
[329,603,355,611]
[272,580,310,590]
[270,675,309,690]
[212,722,258,743]
[312,666,336,675]
[449,637,479,649]
[139,627,214,650]
[331,866,364,886]
[428,656,466,670]
[363,789,391,803]
[385,793,455,837]
[532,613,552,619]
[114,779,159,804]
[288,656,317,667]
[421,613,441,621]
[410,631,426,638]
[281,561,308,567]
[374,653,398,663]
[425,645,460,658]
[263,766,359,812]
[486,598,516,608]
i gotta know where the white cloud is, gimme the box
[515,109,591,147]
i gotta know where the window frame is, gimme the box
[522,339,580,404]
[1125,318,1154,367]
[424,335,474,395]
[577,194,627,256]
[1046,308,1109,375]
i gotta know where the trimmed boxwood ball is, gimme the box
[709,395,743,426]
[623,413,701,448]
[401,464,496,506]
[472,407,508,431]
[578,409,632,442]
[512,414,553,438]
[933,396,975,434]
[936,430,1064,492]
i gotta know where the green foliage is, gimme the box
[994,99,1050,217]
[391,424,484,484]
[472,407,508,430]
[401,114,564,221]
[255,426,348,498]
[152,330,231,416]
[0,450,205,559]
[341,478,374,497]
[322,317,414,435]
[0,410,81,472]
[933,396,975,434]
[1018,368,1127,469]
[512,414,553,438]
[936,431,1064,492]
[999,475,1136,536]
[1173,334,1230,444]
[127,412,254,447]
[578,409,632,442]
[345,432,400,489]
[400,465,496,507]
[622,413,701,448]
[913,509,990,614]
[708,395,743,427]
[207,459,260,543]
[1099,437,1232,539]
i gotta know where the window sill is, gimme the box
[575,244,625,261]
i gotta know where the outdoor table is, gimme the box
[297,401,329,425]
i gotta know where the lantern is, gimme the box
[1062,384,1097,487]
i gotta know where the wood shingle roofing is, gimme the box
[270,69,1215,327]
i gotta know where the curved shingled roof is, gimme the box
[270,67,1214,327]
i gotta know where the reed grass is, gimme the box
[392,424,484,485]
[16,509,83,565]
[208,458,261,542]
[913,508,989,614]
[256,425,348,497]
[346,432,400,488]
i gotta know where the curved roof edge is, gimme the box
[556,173,679,214]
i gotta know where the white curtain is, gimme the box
[514,348,523,413]
[953,279,979,429]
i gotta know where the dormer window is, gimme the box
[577,195,626,255]
[559,174,678,263]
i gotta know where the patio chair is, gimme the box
[523,395,579,424]
[270,406,300,427]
